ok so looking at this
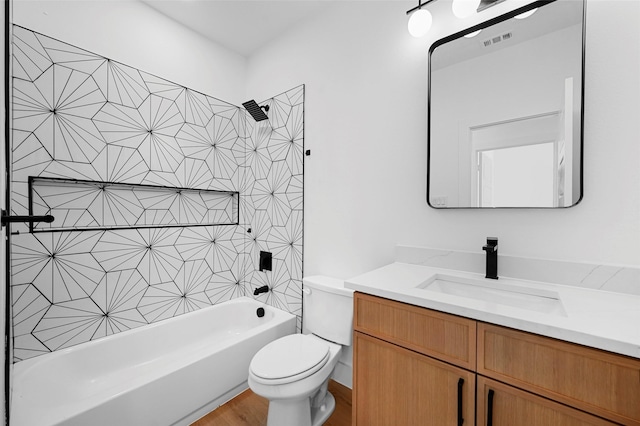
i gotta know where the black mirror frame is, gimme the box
[426,0,586,209]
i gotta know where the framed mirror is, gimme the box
[427,0,585,208]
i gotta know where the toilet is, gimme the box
[248,276,354,426]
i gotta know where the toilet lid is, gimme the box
[250,334,330,382]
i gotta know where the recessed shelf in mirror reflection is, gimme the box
[427,0,585,209]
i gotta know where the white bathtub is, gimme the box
[11,297,296,426]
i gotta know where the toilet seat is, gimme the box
[250,334,330,385]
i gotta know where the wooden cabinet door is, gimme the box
[354,331,475,426]
[478,322,640,425]
[477,376,616,426]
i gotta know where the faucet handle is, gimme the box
[483,237,498,252]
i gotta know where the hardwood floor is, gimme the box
[191,380,352,426]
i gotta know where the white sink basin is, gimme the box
[416,274,567,316]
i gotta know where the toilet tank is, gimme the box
[303,276,354,346]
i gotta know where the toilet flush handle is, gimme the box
[302,287,312,295]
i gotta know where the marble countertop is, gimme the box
[346,262,640,359]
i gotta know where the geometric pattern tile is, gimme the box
[139,259,213,324]
[177,89,214,127]
[269,210,303,281]
[141,71,183,102]
[206,256,247,305]
[239,167,257,226]
[287,174,304,211]
[174,226,218,264]
[13,333,51,363]
[10,231,105,304]
[173,224,241,274]
[11,130,53,183]
[246,120,273,180]
[13,64,106,164]
[209,225,242,273]
[29,176,238,231]
[252,160,295,227]
[12,284,51,340]
[12,26,54,82]
[32,297,107,351]
[173,259,213,309]
[246,85,305,328]
[105,61,149,108]
[10,25,304,361]
[137,259,213,323]
[90,228,183,284]
[90,269,148,334]
[11,25,243,211]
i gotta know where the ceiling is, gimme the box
[141,0,338,57]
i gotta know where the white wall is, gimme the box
[12,0,247,105]
[247,0,640,280]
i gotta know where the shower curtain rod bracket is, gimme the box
[1,210,55,227]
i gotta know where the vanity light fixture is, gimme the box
[407,1,434,38]
[451,0,481,19]
[407,0,503,37]
[464,29,482,38]
[515,7,538,19]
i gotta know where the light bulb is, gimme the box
[515,8,537,19]
[464,30,482,38]
[452,0,481,19]
[408,9,432,38]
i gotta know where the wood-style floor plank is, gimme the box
[192,380,352,426]
[324,381,352,426]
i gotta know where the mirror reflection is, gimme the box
[428,0,585,208]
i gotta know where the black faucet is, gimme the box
[482,237,499,280]
[253,285,269,296]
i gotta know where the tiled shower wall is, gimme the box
[9,25,304,362]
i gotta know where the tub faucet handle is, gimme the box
[253,285,269,296]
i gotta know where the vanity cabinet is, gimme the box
[353,292,640,426]
[353,292,476,425]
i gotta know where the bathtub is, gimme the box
[11,297,296,426]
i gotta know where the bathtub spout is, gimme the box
[254,285,269,296]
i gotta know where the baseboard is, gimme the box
[331,361,352,389]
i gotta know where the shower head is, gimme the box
[242,100,270,122]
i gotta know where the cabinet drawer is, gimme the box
[477,376,616,426]
[354,331,475,426]
[478,323,640,425]
[354,292,476,370]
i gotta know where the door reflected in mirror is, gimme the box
[428,0,585,208]
[478,142,555,207]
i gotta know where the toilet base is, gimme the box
[266,391,336,426]
[311,392,335,426]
